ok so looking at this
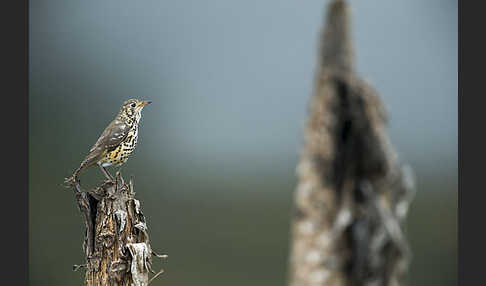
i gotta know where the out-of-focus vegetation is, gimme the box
[29,162,456,286]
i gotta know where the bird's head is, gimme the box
[119,99,152,123]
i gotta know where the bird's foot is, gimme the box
[99,165,115,182]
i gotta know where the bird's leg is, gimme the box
[99,165,115,182]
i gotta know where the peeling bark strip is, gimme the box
[70,172,166,286]
[288,1,415,286]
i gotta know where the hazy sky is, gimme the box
[30,0,457,185]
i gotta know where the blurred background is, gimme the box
[29,0,457,285]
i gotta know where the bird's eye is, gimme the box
[131,103,136,108]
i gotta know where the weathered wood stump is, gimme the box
[287,1,415,286]
[69,171,166,286]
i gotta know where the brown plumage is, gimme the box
[65,99,151,184]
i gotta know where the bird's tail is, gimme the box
[63,165,83,189]
[63,173,78,188]
[64,151,101,188]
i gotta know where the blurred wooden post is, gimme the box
[69,172,166,286]
[287,1,415,286]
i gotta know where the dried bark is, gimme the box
[287,1,415,286]
[68,171,166,286]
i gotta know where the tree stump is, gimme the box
[69,171,166,286]
[287,1,416,286]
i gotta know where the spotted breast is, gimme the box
[99,124,139,167]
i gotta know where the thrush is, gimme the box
[65,99,151,185]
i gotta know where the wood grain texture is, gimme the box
[71,172,166,286]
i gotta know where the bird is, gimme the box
[65,99,151,185]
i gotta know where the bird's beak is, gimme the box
[139,100,152,107]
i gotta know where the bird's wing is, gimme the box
[74,118,131,175]
[90,118,131,153]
